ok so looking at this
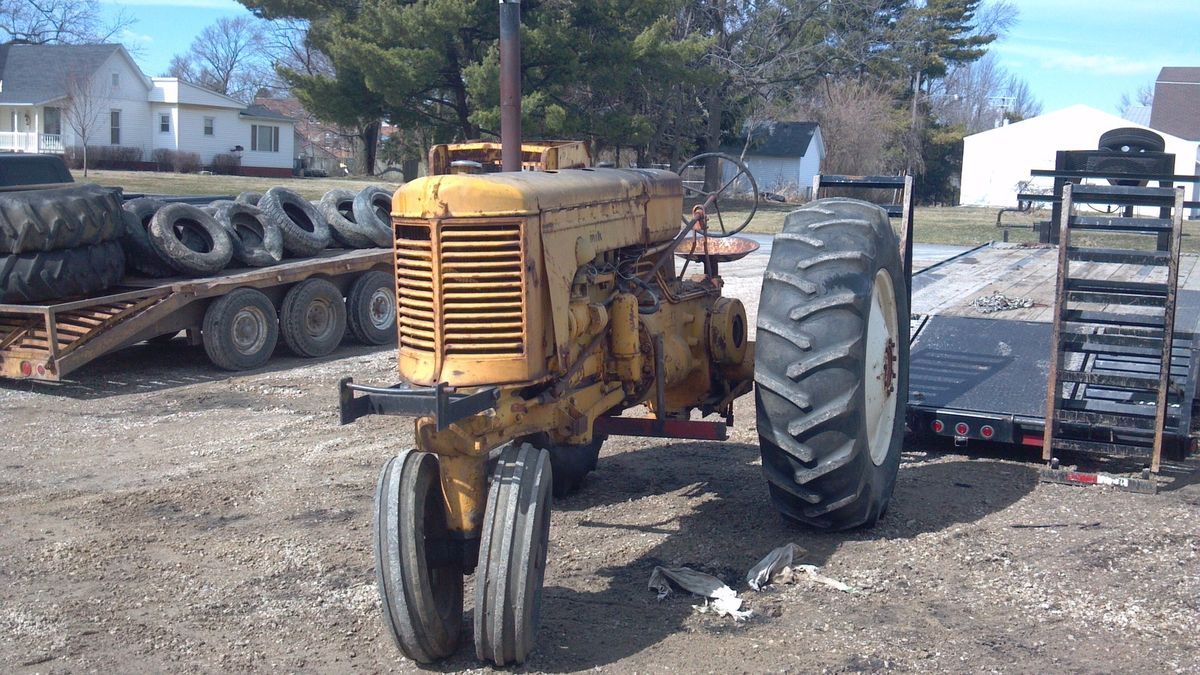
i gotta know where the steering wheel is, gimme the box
[673,152,759,238]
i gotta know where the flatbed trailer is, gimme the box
[906,242,1200,458]
[0,248,393,382]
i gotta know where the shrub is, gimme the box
[210,153,241,175]
[151,148,176,171]
[175,151,201,174]
[65,145,143,169]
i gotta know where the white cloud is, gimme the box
[117,28,153,44]
[992,43,1159,76]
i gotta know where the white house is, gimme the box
[0,42,295,176]
[722,121,825,200]
[960,104,1200,207]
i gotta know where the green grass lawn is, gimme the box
[79,169,397,201]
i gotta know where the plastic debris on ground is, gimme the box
[648,566,752,620]
[970,290,1035,314]
[746,543,807,590]
[746,543,859,594]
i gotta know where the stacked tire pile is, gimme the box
[121,185,395,278]
[121,186,399,371]
[0,184,127,303]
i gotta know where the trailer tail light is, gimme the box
[954,422,970,436]
[19,361,32,377]
[932,419,944,433]
[981,425,995,439]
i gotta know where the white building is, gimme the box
[0,43,295,176]
[960,104,1200,207]
[722,121,825,200]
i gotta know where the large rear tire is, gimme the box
[754,198,908,530]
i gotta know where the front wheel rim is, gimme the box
[864,269,900,466]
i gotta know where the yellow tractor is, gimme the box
[339,155,907,664]
[336,3,906,666]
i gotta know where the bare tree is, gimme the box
[931,52,1042,132]
[1118,82,1155,117]
[798,78,901,177]
[172,16,269,102]
[0,0,134,46]
[62,71,111,177]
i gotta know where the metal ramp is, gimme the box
[1042,183,1187,475]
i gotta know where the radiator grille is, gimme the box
[394,219,526,358]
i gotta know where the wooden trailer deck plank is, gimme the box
[912,243,1200,325]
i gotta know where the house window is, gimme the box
[159,113,171,133]
[251,124,279,152]
[112,72,119,87]
[204,117,214,136]
[43,107,61,135]
[110,110,121,145]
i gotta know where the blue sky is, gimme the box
[103,0,1200,115]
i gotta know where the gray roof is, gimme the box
[0,43,122,104]
[725,121,819,158]
[240,104,292,122]
[1150,66,1200,141]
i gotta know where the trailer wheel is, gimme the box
[280,278,346,357]
[754,198,908,531]
[347,271,397,345]
[202,288,278,371]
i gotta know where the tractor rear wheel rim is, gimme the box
[865,268,899,466]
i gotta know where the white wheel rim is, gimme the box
[865,269,900,466]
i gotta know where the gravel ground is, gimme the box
[1,253,1198,673]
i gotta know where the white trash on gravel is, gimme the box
[648,566,752,620]
[746,543,859,594]
[746,543,807,590]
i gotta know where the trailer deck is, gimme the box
[0,248,393,382]
[907,242,1200,454]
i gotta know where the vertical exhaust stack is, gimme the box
[499,0,522,173]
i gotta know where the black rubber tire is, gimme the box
[1098,127,1165,153]
[0,183,125,254]
[754,198,908,531]
[235,191,262,206]
[118,208,176,278]
[518,433,604,498]
[148,203,233,276]
[375,450,463,663]
[201,288,278,371]
[320,188,385,248]
[209,202,283,268]
[352,186,395,246]
[279,278,346,357]
[258,187,331,257]
[346,270,397,345]
[475,443,553,666]
[0,239,125,303]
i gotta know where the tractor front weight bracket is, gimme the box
[339,377,500,430]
